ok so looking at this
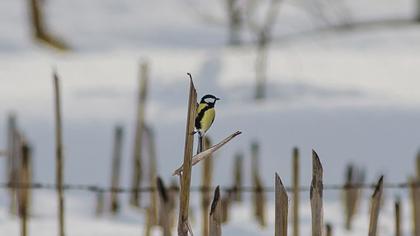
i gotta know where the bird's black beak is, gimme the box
[216,97,221,100]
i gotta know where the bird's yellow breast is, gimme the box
[196,103,215,134]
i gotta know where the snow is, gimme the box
[1,0,420,235]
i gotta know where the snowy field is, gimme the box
[1,0,420,235]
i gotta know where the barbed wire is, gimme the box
[0,181,417,194]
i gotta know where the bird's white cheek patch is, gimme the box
[205,98,214,103]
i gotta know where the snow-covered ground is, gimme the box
[1,0,420,235]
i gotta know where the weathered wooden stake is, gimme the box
[410,177,420,236]
[53,71,65,236]
[292,147,300,236]
[18,142,30,236]
[310,150,323,236]
[177,74,197,236]
[95,191,104,216]
[157,177,172,236]
[325,223,332,236]
[130,62,149,207]
[6,114,18,215]
[110,126,123,214]
[275,173,288,236]
[368,176,384,236]
[395,197,401,236]
[201,137,213,236]
[251,141,266,227]
[232,153,243,202]
[343,164,364,230]
[209,186,222,236]
[145,125,159,225]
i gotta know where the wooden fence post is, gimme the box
[6,114,19,215]
[310,150,323,236]
[209,186,222,236]
[53,71,65,236]
[145,125,159,226]
[201,137,213,236]
[18,142,30,236]
[292,147,300,236]
[343,164,364,230]
[251,141,266,227]
[325,223,332,236]
[130,62,149,207]
[157,177,172,236]
[275,173,288,236]
[110,126,124,214]
[395,197,401,236]
[95,191,104,216]
[177,74,197,236]
[410,177,420,236]
[232,153,243,202]
[368,176,384,236]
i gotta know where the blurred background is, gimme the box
[0,0,420,235]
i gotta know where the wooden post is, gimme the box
[145,125,159,225]
[110,126,123,214]
[6,114,18,215]
[53,71,65,236]
[130,62,149,207]
[177,74,197,236]
[292,147,300,236]
[368,176,384,236]
[325,223,332,236]
[395,197,401,236]
[275,173,288,236]
[232,153,243,202]
[310,150,323,236]
[18,142,30,236]
[201,137,213,236]
[251,141,266,227]
[209,186,222,236]
[157,177,172,236]
[410,177,420,236]
[221,190,232,223]
[95,191,104,216]
[343,164,364,230]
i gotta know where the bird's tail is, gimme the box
[197,132,204,154]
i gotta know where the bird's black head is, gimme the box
[200,94,220,105]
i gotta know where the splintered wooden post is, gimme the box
[145,125,159,225]
[110,126,124,214]
[395,197,401,236]
[343,164,360,230]
[310,150,323,236]
[209,186,222,236]
[275,173,288,236]
[130,61,149,207]
[177,74,197,236]
[6,114,18,215]
[95,191,104,216]
[232,153,243,202]
[53,71,65,236]
[410,177,420,236]
[368,176,384,236]
[325,223,332,236]
[157,177,172,236]
[292,147,300,236]
[201,137,213,236]
[18,142,30,236]
[252,141,266,227]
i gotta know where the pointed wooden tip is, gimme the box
[210,186,220,216]
[275,172,287,197]
[372,175,384,198]
[312,149,323,173]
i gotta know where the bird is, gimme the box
[195,94,220,152]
